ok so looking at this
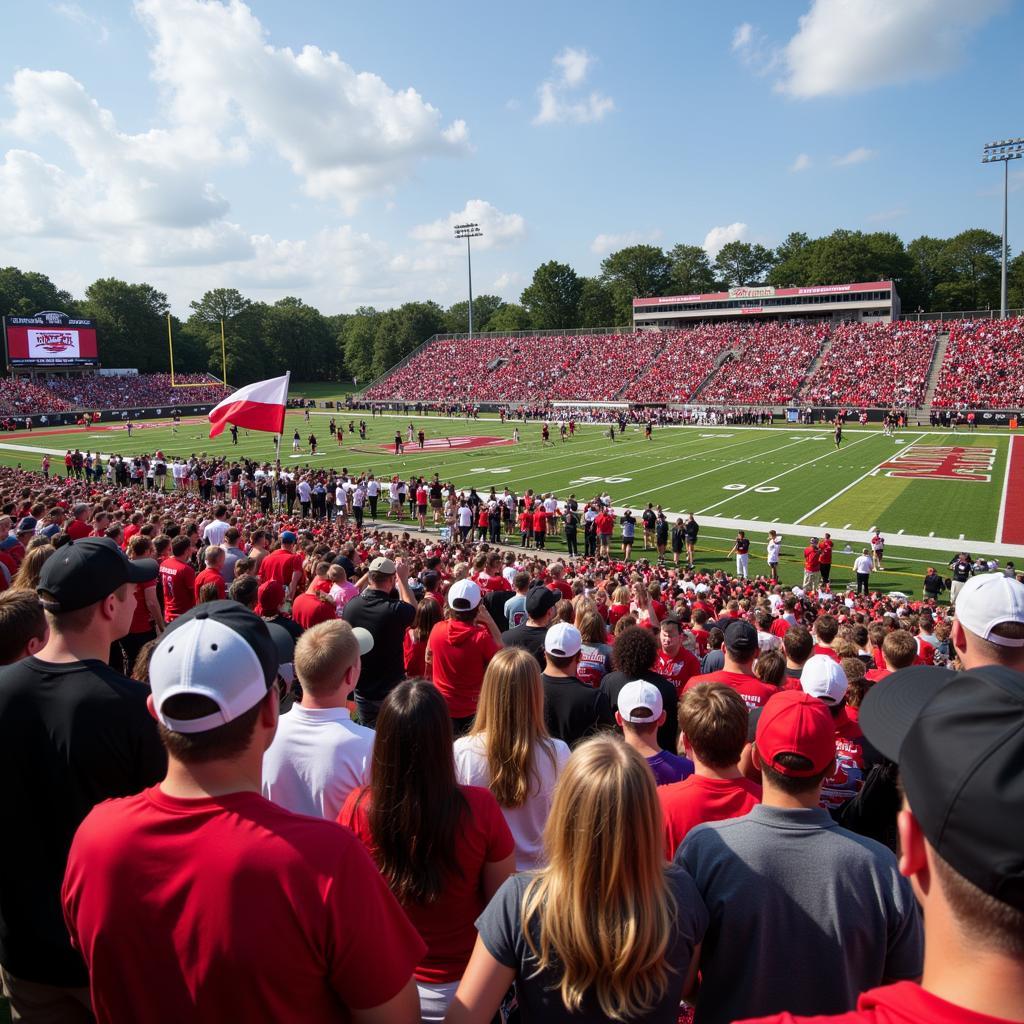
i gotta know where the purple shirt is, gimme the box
[646,751,694,787]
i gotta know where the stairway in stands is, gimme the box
[612,333,672,399]
[921,331,950,410]
[794,328,837,402]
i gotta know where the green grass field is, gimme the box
[0,411,1018,596]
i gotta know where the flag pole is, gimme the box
[220,319,227,386]
[276,370,290,464]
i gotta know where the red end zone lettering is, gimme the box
[880,446,995,482]
[377,436,514,451]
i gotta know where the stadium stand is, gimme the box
[931,316,1024,409]
[799,321,941,408]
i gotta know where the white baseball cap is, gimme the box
[149,601,279,735]
[447,578,482,611]
[799,654,849,706]
[955,574,1024,646]
[617,679,664,723]
[544,622,582,657]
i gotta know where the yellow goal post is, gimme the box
[167,312,228,387]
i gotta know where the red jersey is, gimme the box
[259,549,304,590]
[654,648,702,695]
[817,539,833,565]
[658,775,761,860]
[532,508,548,533]
[690,626,710,656]
[340,785,513,985]
[403,629,428,678]
[128,579,159,634]
[684,670,777,710]
[547,579,573,601]
[812,643,841,662]
[193,567,226,602]
[427,620,499,719]
[63,787,425,1024]
[159,557,195,621]
[770,618,791,638]
[67,519,92,540]
[804,546,821,572]
[594,512,615,536]
[290,592,338,631]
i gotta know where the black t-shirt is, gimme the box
[655,519,669,543]
[684,520,699,542]
[0,657,166,986]
[642,509,657,528]
[265,613,303,642]
[541,673,615,748]
[342,588,416,700]
[735,537,750,554]
[600,669,679,755]
[500,623,550,668]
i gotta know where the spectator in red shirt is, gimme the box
[404,597,442,679]
[63,601,424,1024]
[531,506,548,550]
[660,682,761,859]
[802,539,821,591]
[193,546,227,603]
[811,614,841,662]
[425,580,502,734]
[594,508,615,557]
[684,620,777,710]
[817,533,834,585]
[291,588,339,632]
[546,562,573,601]
[159,535,196,622]
[258,532,304,602]
[340,680,515,1021]
[66,503,92,541]
[865,630,917,682]
[654,616,701,696]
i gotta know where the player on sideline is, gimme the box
[292,429,301,452]
[645,420,653,441]
[559,422,567,442]
[541,423,551,446]
[308,433,317,455]
[728,530,750,578]
[608,425,616,443]
[394,431,403,456]
[512,427,520,444]
[834,419,842,449]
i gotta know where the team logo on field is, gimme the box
[377,435,514,451]
[880,446,995,483]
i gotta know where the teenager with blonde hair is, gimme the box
[455,647,570,869]
[446,735,707,1023]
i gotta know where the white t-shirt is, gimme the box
[297,480,312,502]
[766,539,781,563]
[202,519,230,546]
[453,733,570,870]
[457,506,473,527]
[262,706,374,821]
[854,554,874,574]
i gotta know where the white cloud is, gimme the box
[776,0,1007,99]
[52,2,110,43]
[790,153,811,172]
[732,23,753,51]
[730,22,779,74]
[491,271,524,294]
[410,199,526,251]
[589,229,662,255]
[533,47,613,125]
[703,222,749,258]
[832,146,876,167]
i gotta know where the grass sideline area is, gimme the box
[288,380,358,401]
[0,411,1016,595]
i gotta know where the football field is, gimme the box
[1,411,1021,594]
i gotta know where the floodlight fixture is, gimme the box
[454,223,484,335]
[982,137,1024,317]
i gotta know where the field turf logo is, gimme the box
[880,446,995,482]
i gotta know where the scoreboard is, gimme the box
[3,310,100,368]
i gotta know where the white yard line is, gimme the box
[793,433,929,525]
[996,435,1015,544]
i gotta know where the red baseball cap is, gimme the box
[755,690,836,778]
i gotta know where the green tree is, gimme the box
[187,287,260,382]
[714,241,775,287]
[520,261,582,329]
[0,267,76,317]
[370,301,446,379]
[1008,251,1024,311]
[577,277,617,328]
[667,244,717,295]
[342,308,379,386]
[600,245,673,322]
[483,303,532,333]
[933,229,1002,311]
[261,298,335,381]
[444,295,505,334]
[81,278,170,371]
[768,232,814,287]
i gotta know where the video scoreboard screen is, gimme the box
[3,311,100,367]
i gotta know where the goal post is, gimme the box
[166,312,228,387]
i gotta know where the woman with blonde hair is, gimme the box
[9,543,54,593]
[447,736,707,1023]
[455,647,569,870]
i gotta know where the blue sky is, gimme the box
[1,0,1021,316]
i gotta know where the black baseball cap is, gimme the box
[860,665,1024,913]
[526,585,559,618]
[723,619,758,656]
[37,537,158,613]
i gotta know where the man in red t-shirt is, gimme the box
[660,682,761,858]
[817,533,833,585]
[290,587,338,631]
[159,536,196,621]
[865,630,917,682]
[425,580,501,731]
[258,532,305,601]
[193,547,227,602]
[66,503,92,541]
[594,508,615,557]
[62,601,424,1024]
[546,562,573,601]
[802,539,821,591]
[684,620,777,709]
[654,617,701,696]
[531,506,548,550]
[811,613,841,662]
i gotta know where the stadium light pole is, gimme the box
[454,222,483,336]
[982,138,1024,318]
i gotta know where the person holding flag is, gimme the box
[208,374,290,462]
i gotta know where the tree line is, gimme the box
[1,226,1021,386]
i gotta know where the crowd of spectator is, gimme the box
[0,373,230,417]
[931,316,1024,409]
[800,321,941,408]
[621,324,736,404]
[2,442,1024,1022]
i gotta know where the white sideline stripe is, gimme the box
[996,435,1014,544]
[793,433,929,525]
[696,434,876,516]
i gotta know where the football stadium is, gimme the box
[1,4,1024,1024]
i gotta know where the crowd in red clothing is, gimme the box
[0,377,76,415]
[800,321,940,408]
[931,316,1024,409]
[621,323,737,404]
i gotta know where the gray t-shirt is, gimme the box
[476,867,707,1023]
[676,804,923,1024]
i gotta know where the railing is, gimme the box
[899,308,1024,322]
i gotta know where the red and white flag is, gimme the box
[208,373,289,438]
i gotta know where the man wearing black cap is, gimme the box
[500,584,559,668]
[0,538,166,1019]
[62,602,424,1023]
[684,619,778,710]
[739,664,1024,1024]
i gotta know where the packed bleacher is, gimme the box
[0,373,230,417]
[799,321,940,408]
[0,448,1021,1024]
[621,323,737,403]
[931,316,1024,409]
